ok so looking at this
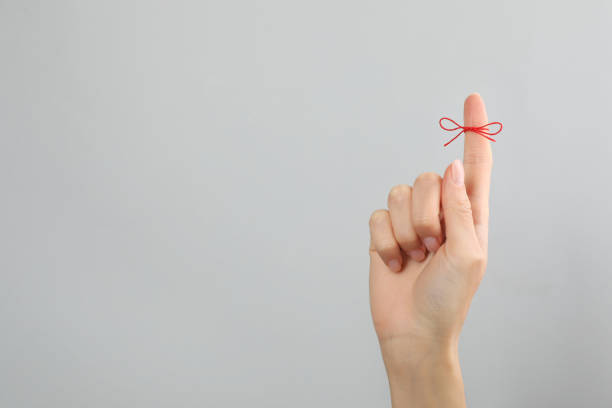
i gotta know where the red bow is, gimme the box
[439,117,502,147]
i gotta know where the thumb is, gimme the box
[442,160,481,257]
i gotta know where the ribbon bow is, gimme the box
[439,117,503,147]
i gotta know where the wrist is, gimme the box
[380,333,458,374]
[379,334,465,408]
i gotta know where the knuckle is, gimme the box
[369,209,388,227]
[413,219,440,238]
[463,152,493,168]
[387,184,412,206]
[378,242,397,255]
[396,233,420,250]
[464,251,487,275]
[472,206,489,225]
[414,172,441,186]
[450,197,473,217]
[446,246,487,274]
[412,213,439,229]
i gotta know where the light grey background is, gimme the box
[1,1,611,407]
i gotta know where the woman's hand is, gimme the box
[368,93,493,407]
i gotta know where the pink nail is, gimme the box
[451,159,464,186]
[388,259,402,272]
[423,237,440,253]
[409,249,426,262]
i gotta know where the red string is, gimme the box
[439,117,503,147]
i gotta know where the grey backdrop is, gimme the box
[1,1,612,407]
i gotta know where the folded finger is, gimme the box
[369,209,403,272]
[387,185,425,261]
[411,172,443,253]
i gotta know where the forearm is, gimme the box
[380,336,466,408]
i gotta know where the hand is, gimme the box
[368,93,493,407]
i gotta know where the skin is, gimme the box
[368,93,493,407]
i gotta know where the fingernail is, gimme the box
[409,249,426,262]
[451,159,464,186]
[388,259,402,272]
[423,237,440,253]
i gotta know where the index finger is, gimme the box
[462,93,492,246]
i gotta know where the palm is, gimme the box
[370,244,475,341]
